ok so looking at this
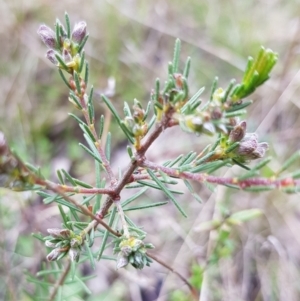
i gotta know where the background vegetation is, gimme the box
[1,0,300,300]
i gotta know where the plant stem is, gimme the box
[140,159,300,190]
[147,252,198,299]
[48,259,71,301]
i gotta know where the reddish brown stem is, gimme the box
[140,159,300,190]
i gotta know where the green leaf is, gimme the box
[58,69,72,89]
[105,132,111,161]
[124,201,168,211]
[181,87,205,114]
[183,56,191,78]
[195,219,222,232]
[74,275,92,295]
[123,101,132,117]
[73,71,81,94]
[97,207,117,260]
[147,169,187,217]
[69,91,83,109]
[172,38,181,73]
[68,113,84,125]
[84,60,89,84]
[56,170,65,185]
[61,169,77,186]
[136,180,182,194]
[101,94,134,143]
[225,100,253,113]
[73,178,93,188]
[55,19,61,49]
[226,209,263,225]
[122,187,148,207]
[277,151,300,175]
[78,34,89,53]
[55,53,69,71]
[65,12,71,38]
[94,158,102,212]
[165,154,183,167]
[221,79,235,103]
[209,77,218,101]
[99,115,104,138]
[84,240,95,270]
[80,124,96,142]
[79,143,103,164]
[79,50,85,73]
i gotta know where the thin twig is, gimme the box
[48,259,71,301]
[147,252,198,300]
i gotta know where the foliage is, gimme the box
[0,12,300,301]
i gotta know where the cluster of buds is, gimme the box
[178,88,232,136]
[45,228,83,262]
[37,18,87,74]
[123,99,148,149]
[113,235,154,270]
[217,121,269,162]
[0,132,34,190]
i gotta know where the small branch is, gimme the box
[78,94,116,183]
[147,252,198,300]
[141,159,300,190]
[48,259,71,301]
[98,111,172,218]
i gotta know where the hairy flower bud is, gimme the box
[248,142,269,159]
[47,228,71,239]
[46,49,58,65]
[71,21,87,44]
[69,247,80,262]
[46,248,61,261]
[0,132,8,156]
[237,133,258,156]
[37,25,56,49]
[62,49,72,64]
[229,121,247,142]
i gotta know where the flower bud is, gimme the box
[47,228,71,239]
[37,25,56,49]
[236,133,258,156]
[45,240,57,248]
[62,49,72,64]
[116,254,129,269]
[71,21,87,44]
[0,132,8,156]
[46,49,58,65]
[69,247,80,262]
[47,248,61,261]
[229,121,246,143]
[248,142,269,159]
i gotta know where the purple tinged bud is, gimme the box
[248,142,269,159]
[120,245,132,256]
[229,121,247,142]
[69,247,80,262]
[0,132,8,156]
[37,25,56,49]
[116,254,129,269]
[237,133,258,156]
[45,240,57,248]
[46,49,58,65]
[62,49,72,63]
[71,21,87,44]
[47,228,71,239]
[47,248,61,261]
